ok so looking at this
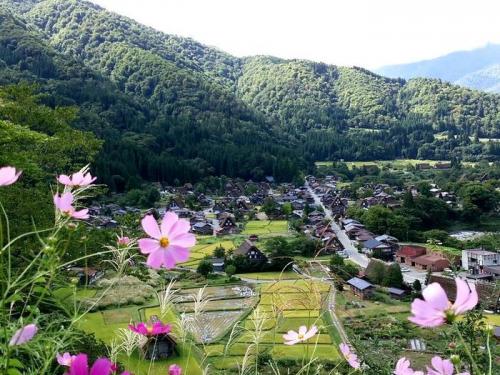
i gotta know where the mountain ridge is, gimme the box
[376,44,500,93]
[1,0,499,189]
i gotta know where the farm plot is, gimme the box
[178,285,255,300]
[175,297,256,313]
[206,279,341,370]
[242,220,288,235]
[180,239,237,267]
[181,310,245,343]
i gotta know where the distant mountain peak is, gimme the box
[375,44,500,93]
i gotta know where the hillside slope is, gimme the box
[0,0,499,186]
[376,44,500,93]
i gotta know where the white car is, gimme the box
[401,266,411,272]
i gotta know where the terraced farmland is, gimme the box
[204,279,341,370]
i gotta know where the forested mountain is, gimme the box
[1,0,499,189]
[376,44,500,93]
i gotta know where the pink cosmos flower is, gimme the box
[117,236,131,246]
[394,357,424,375]
[283,325,318,345]
[9,323,37,346]
[138,212,195,269]
[54,192,89,220]
[128,322,171,336]
[169,364,182,375]
[0,166,22,186]
[58,166,96,187]
[409,278,478,327]
[63,354,130,375]
[427,356,469,375]
[339,343,361,369]
[57,352,76,366]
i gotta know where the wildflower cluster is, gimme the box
[0,165,191,374]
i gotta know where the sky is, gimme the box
[90,0,500,69]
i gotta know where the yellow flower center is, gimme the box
[298,333,304,340]
[146,325,153,334]
[159,237,170,248]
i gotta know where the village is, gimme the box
[59,165,500,373]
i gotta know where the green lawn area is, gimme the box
[242,220,288,235]
[76,306,202,374]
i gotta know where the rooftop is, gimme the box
[347,277,373,290]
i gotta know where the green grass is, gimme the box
[400,242,461,256]
[181,239,237,267]
[484,314,500,325]
[77,306,203,374]
[242,220,288,235]
[235,271,302,280]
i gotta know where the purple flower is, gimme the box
[169,364,182,375]
[394,357,424,375]
[64,354,130,375]
[409,278,478,327]
[427,356,470,375]
[56,352,76,366]
[138,213,195,269]
[128,322,171,336]
[58,166,96,187]
[9,324,37,346]
[54,192,89,220]
[0,166,22,186]
[339,343,360,369]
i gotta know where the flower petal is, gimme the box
[422,283,449,311]
[168,218,191,238]
[141,215,161,239]
[161,212,179,236]
[9,324,37,346]
[168,245,190,263]
[170,233,196,248]
[138,238,161,254]
[89,358,113,375]
[452,279,478,314]
[68,354,89,375]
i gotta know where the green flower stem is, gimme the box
[453,322,481,375]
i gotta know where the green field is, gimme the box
[77,306,202,374]
[181,239,238,267]
[235,271,302,280]
[316,159,449,169]
[242,220,289,235]
[205,279,341,370]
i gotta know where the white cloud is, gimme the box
[90,0,500,68]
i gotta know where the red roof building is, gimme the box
[396,245,426,264]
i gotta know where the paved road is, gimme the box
[306,183,426,284]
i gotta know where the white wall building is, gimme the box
[462,249,500,274]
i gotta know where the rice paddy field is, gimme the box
[180,238,238,268]
[204,279,342,370]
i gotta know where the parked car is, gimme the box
[401,266,411,272]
